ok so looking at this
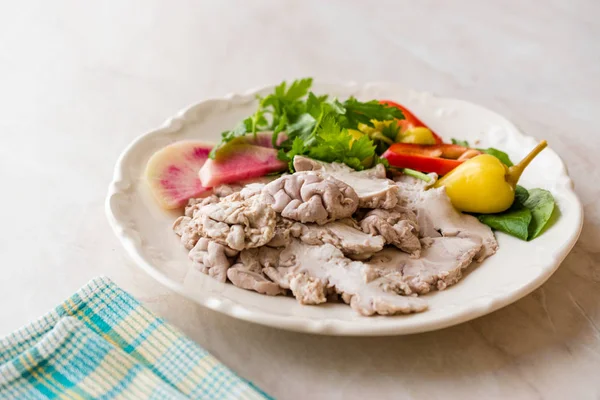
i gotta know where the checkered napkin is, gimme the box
[0,277,271,400]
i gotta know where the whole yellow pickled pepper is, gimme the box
[434,140,548,213]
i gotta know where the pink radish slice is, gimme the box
[199,144,287,188]
[145,141,212,209]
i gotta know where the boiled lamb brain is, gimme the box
[359,206,421,256]
[187,195,276,251]
[173,155,499,316]
[227,248,286,296]
[293,156,399,209]
[260,172,359,225]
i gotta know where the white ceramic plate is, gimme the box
[106,82,583,336]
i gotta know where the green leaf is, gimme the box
[305,92,330,117]
[522,188,555,240]
[451,138,469,147]
[347,134,377,161]
[376,156,390,168]
[287,113,317,138]
[208,119,252,158]
[478,207,532,241]
[342,97,405,129]
[272,112,288,147]
[381,120,400,142]
[330,98,346,114]
[305,114,376,170]
[211,78,401,171]
[514,185,529,205]
[250,110,268,135]
[278,137,308,172]
[306,92,324,117]
[343,157,363,170]
[477,186,556,241]
[273,81,287,98]
[284,78,313,101]
[211,78,316,159]
[478,147,514,167]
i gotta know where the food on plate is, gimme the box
[477,186,555,241]
[173,163,497,315]
[198,130,288,187]
[293,156,399,209]
[199,143,286,187]
[435,140,548,213]
[382,143,471,175]
[144,141,212,209]
[143,78,558,316]
[379,100,444,144]
[261,172,359,224]
[396,127,437,145]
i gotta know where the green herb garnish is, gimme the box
[522,189,555,239]
[478,148,514,167]
[478,207,532,241]
[212,78,405,170]
[478,186,555,240]
[399,168,432,182]
[209,78,313,158]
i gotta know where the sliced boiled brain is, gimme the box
[145,141,212,209]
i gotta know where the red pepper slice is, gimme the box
[382,143,475,175]
[383,150,463,176]
[387,143,473,159]
[380,100,444,144]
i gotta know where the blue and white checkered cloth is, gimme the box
[0,277,271,399]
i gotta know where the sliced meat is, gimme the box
[294,219,385,258]
[175,160,498,316]
[256,246,283,268]
[212,183,244,197]
[293,156,399,209]
[267,216,303,248]
[367,237,481,294]
[227,248,286,296]
[348,277,426,316]
[395,182,498,262]
[173,216,201,249]
[359,207,421,256]
[188,237,239,283]
[184,195,219,218]
[185,183,249,217]
[265,240,427,316]
[239,182,267,199]
[289,274,327,304]
[261,172,359,225]
[189,196,276,251]
[394,172,438,189]
[214,177,274,199]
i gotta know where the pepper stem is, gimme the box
[401,168,432,182]
[506,140,548,187]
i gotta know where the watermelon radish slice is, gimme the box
[199,143,287,188]
[145,141,212,209]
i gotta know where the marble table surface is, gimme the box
[1,1,598,398]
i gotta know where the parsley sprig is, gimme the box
[210,78,405,171]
